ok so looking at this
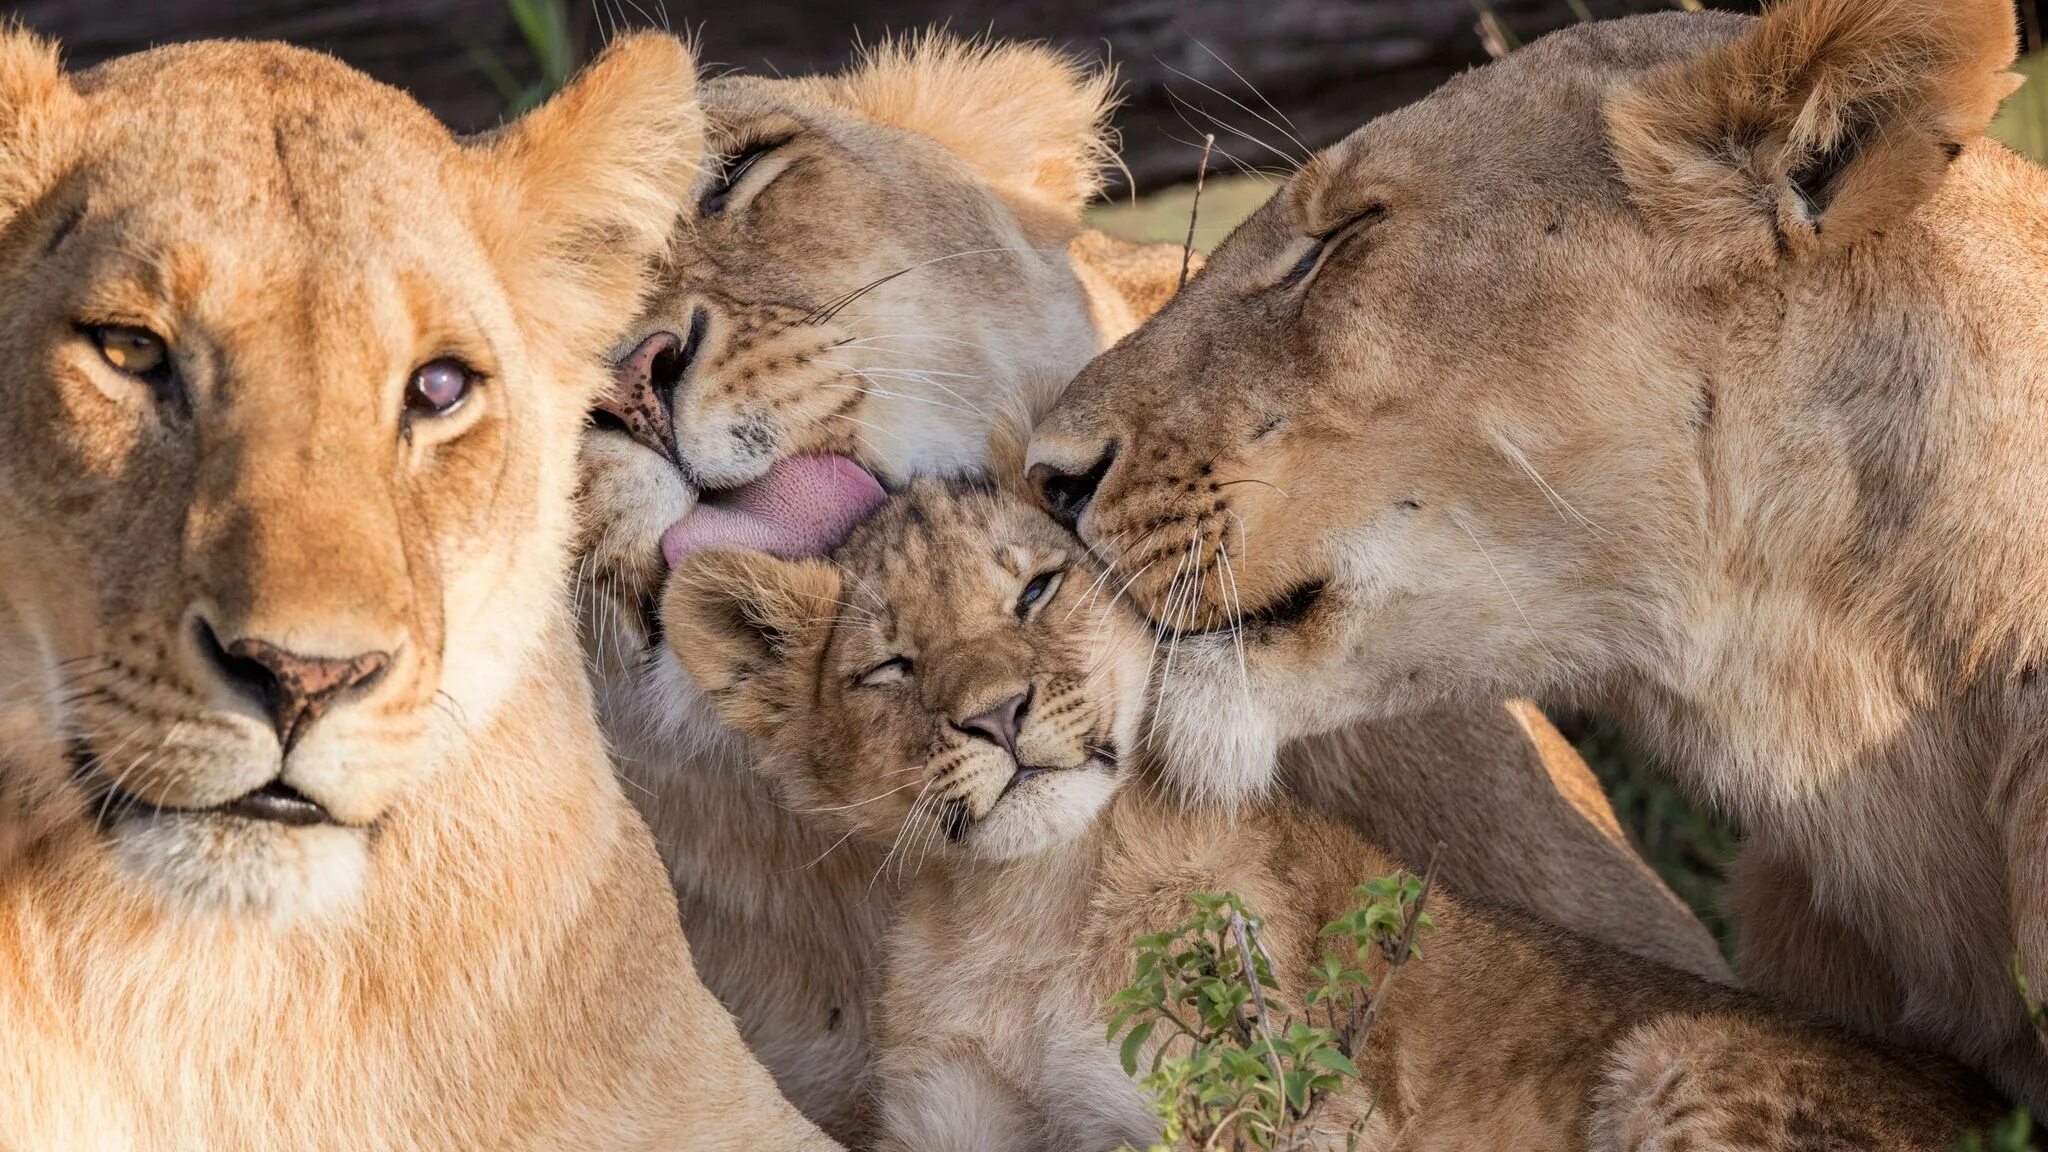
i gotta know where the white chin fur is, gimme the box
[112,814,368,925]
[1150,643,1282,807]
[969,767,1120,862]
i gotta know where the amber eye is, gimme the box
[406,358,476,416]
[90,325,169,379]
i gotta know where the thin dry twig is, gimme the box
[1180,133,1214,291]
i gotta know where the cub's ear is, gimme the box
[801,33,1117,224]
[0,28,79,225]
[663,549,842,742]
[467,32,701,373]
[1607,0,2020,268]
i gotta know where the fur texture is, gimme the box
[572,35,1724,1142]
[669,479,2004,1152]
[0,31,834,1149]
[1031,0,2048,1107]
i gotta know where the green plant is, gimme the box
[470,0,580,118]
[1107,858,1437,1151]
[1950,956,2048,1152]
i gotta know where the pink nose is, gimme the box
[594,330,683,461]
[955,691,1030,757]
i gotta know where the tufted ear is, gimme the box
[800,32,1117,223]
[663,549,842,743]
[0,27,79,226]
[469,32,702,379]
[1607,0,2020,269]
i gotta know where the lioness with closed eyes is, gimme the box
[665,477,2000,1152]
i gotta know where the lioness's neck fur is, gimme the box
[1605,139,2048,1098]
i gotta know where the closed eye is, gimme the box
[701,138,790,217]
[1277,203,1386,290]
[857,655,912,687]
[1015,568,1065,619]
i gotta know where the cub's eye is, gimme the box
[89,325,170,380]
[701,140,785,217]
[858,656,912,687]
[406,358,478,417]
[1016,569,1065,618]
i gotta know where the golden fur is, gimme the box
[667,479,2003,1152]
[1031,0,2048,1108]
[572,36,1722,1142]
[0,32,832,1148]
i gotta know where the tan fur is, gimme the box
[575,35,1724,1142]
[668,479,2003,1152]
[0,32,832,1148]
[1032,0,2048,1108]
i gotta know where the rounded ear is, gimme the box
[467,32,702,376]
[662,549,842,742]
[0,27,80,227]
[797,32,1117,224]
[1607,0,2020,269]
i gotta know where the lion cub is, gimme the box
[667,478,2002,1151]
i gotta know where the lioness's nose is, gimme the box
[197,619,390,751]
[594,310,706,461]
[1028,439,1116,532]
[955,690,1031,758]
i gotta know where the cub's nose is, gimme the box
[1027,439,1117,533]
[593,309,707,461]
[196,619,390,752]
[954,690,1031,758]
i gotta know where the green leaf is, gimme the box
[1120,1019,1156,1078]
[1309,1048,1360,1078]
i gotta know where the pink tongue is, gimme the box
[661,455,888,567]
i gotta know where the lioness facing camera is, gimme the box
[0,31,830,1148]
[666,478,2002,1152]
[1033,0,2048,1109]
[574,34,1719,1142]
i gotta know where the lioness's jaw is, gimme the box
[0,31,700,920]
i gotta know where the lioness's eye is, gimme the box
[1016,569,1065,619]
[406,358,478,417]
[1279,204,1386,290]
[701,139,786,217]
[858,656,912,687]
[89,325,169,380]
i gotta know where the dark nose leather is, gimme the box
[198,620,390,751]
[955,691,1030,758]
[1030,441,1116,531]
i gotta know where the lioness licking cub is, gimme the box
[666,477,2002,1152]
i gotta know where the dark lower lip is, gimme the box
[85,771,335,830]
[1151,581,1326,639]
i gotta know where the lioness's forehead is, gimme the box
[70,42,457,240]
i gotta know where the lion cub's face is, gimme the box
[0,34,698,918]
[1029,4,2021,797]
[666,479,1149,863]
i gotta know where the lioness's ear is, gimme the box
[803,33,1116,222]
[1608,0,2019,267]
[468,32,701,373]
[663,550,841,741]
[0,28,79,224]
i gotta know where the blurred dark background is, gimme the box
[12,0,1749,191]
